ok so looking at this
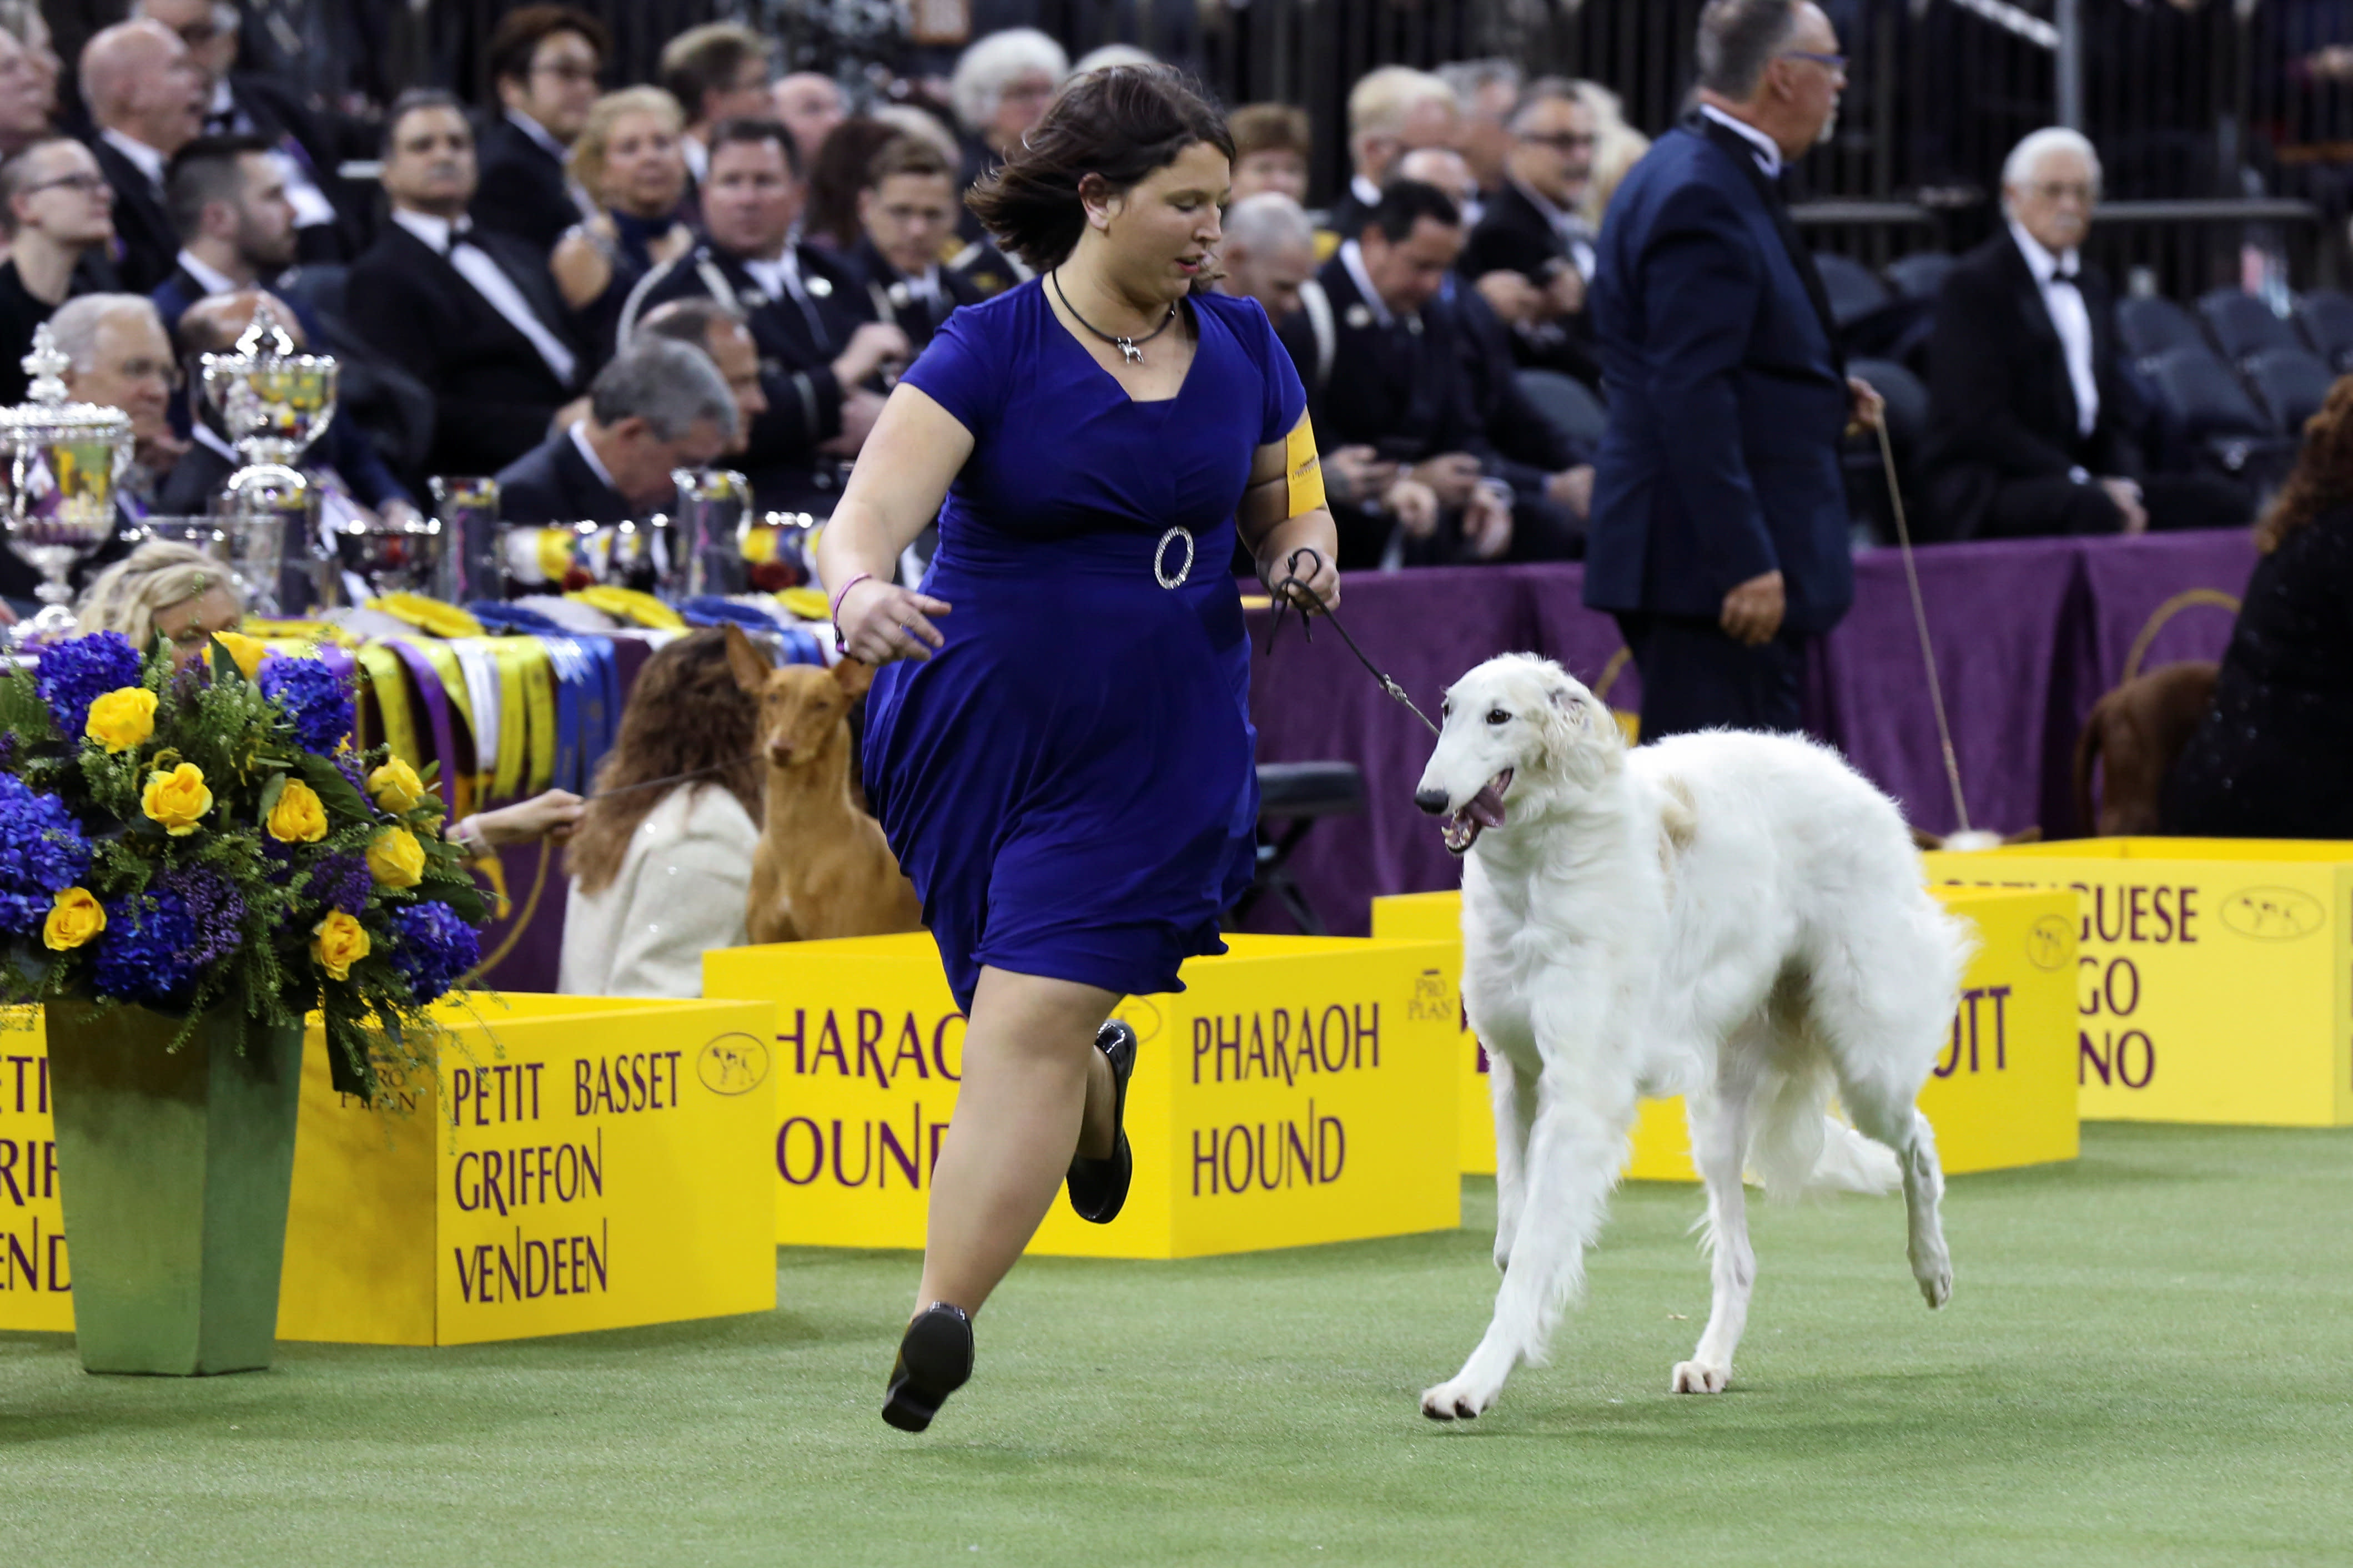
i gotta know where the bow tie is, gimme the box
[2053,264,2080,285]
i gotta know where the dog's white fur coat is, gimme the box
[1414,656,1972,1418]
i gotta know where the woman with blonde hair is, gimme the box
[551,87,697,357]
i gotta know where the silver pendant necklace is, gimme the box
[1050,269,1178,364]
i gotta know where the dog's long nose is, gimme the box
[1414,786,1451,816]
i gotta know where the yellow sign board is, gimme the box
[0,1007,68,1331]
[703,932,1461,1259]
[1371,886,2080,1179]
[0,995,779,1343]
[1924,838,2353,1126]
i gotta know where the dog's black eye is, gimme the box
[1486,709,1511,725]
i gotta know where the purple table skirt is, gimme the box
[1245,530,2258,937]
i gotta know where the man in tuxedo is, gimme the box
[77,18,204,293]
[0,137,118,405]
[1279,179,1513,572]
[1585,0,1883,740]
[1459,78,1603,384]
[1324,68,1459,246]
[635,298,768,458]
[494,337,736,525]
[471,4,606,255]
[659,22,772,192]
[620,118,906,517]
[1920,128,2249,541]
[344,90,585,482]
[845,135,979,354]
[151,133,294,335]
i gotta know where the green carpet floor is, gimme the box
[5,1123,2349,1566]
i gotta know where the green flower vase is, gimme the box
[43,1000,305,1375]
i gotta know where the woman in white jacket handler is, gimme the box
[559,628,765,997]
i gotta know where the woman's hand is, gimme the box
[464,789,587,849]
[551,225,614,311]
[1256,517,1341,616]
[836,576,953,664]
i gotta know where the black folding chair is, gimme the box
[1228,762,1367,936]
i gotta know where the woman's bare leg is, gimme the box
[914,966,1118,1314]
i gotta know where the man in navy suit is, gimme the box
[1584,0,1882,740]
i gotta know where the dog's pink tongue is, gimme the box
[1467,784,1507,830]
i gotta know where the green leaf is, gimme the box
[208,639,240,684]
[257,772,290,823]
[293,752,373,824]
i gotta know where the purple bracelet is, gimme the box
[829,572,874,656]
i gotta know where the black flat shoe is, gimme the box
[1066,1020,1136,1224]
[882,1303,973,1433]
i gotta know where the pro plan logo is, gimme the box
[2218,886,2326,942]
[2025,915,2072,970]
[1407,967,1454,1022]
[698,1032,772,1095]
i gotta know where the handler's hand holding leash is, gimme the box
[832,571,952,665]
[1263,544,1440,738]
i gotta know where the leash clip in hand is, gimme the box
[1264,545,1329,655]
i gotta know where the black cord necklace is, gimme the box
[1050,269,1179,364]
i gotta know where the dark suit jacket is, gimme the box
[1583,120,1853,634]
[158,417,413,515]
[470,114,581,255]
[621,241,873,513]
[1440,280,1585,501]
[343,220,581,481]
[1324,184,1377,251]
[1459,180,1601,384]
[1918,230,2142,542]
[492,426,635,524]
[213,73,369,261]
[845,238,981,354]
[1278,254,1480,463]
[89,135,178,295]
[0,251,117,405]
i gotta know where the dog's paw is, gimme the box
[1670,1360,1731,1394]
[1420,1377,1498,1421]
[1911,1240,1953,1309]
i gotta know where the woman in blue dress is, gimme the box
[814,65,1340,1432]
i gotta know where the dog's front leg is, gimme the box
[1674,1083,1756,1394]
[1487,1047,1537,1274]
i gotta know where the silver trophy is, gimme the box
[198,302,339,615]
[0,323,134,644]
[428,476,501,603]
[671,468,752,596]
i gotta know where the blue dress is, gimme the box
[863,280,1308,1012]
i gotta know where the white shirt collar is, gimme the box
[1350,173,1382,210]
[682,134,709,185]
[1337,239,1394,329]
[208,78,236,119]
[391,208,463,253]
[741,248,800,299]
[192,421,237,462]
[505,108,570,162]
[568,420,621,493]
[174,248,241,297]
[1697,104,1782,178]
[99,128,168,186]
[2008,219,2079,286]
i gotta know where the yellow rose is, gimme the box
[42,888,106,951]
[83,686,157,753]
[140,762,213,836]
[266,778,329,843]
[368,757,426,814]
[366,825,425,889]
[311,910,371,981]
[212,631,268,679]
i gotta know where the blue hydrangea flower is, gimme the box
[0,773,92,936]
[306,853,374,916]
[34,631,144,742]
[158,866,246,972]
[93,887,205,1005]
[258,654,354,754]
[389,901,480,1001]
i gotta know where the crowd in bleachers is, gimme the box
[3,3,2342,617]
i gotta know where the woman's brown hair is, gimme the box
[566,628,763,895]
[2255,372,2353,552]
[805,117,902,251]
[965,64,1234,273]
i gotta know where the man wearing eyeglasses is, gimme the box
[1461,78,1604,385]
[472,4,609,255]
[1585,0,1883,742]
[0,137,118,405]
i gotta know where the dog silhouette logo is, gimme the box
[2219,887,2326,942]
[2025,915,2072,970]
[698,1032,772,1095]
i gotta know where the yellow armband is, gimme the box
[1285,411,1327,516]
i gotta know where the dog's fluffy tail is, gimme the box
[1747,1064,1903,1198]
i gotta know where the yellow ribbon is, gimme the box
[536,528,576,586]
[368,593,485,639]
[569,585,685,630]
[481,637,529,803]
[400,638,479,818]
[512,639,557,796]
[355,646,420,772]
[778,587,831,623]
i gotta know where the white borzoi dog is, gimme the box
[1411,654,1972,1419]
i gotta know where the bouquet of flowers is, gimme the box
[1,630,488,1100]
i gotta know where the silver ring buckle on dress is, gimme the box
[1153,526,1195,589]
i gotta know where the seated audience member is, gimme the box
[1437,59,1522,200]
[947,28,1066,236]
[660,22,773,190]
[846,135,980,350]
[1280,179,1512,570]
[131,0,354,262]
[0,137,118,404]
[635,296,768,456]
[804,117,902,253]
[471,4,607,254]
[772,72,847,174]
[560,628,763,999]
[0,18,53,157]
[1921,127,2250,541]
[1226,103,1310,205]
[621,117,906,516]
[871,100,962,164]
[1328,68,1460,246]
[78,18,206,293]
[2164,379,2353,839]
[346,90,586,482]
[1070,43,1158,77]
[1217,191,1318,323]
[549,87,695,360]
[492,337,736,523]
[160,290,419,523]
[153,134,295,335]
[1460,77,1602,384]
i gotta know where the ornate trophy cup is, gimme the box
[198,302,338,615]
[0,324,134,644]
